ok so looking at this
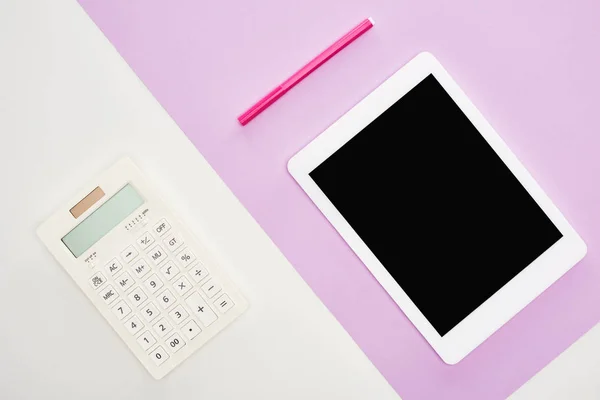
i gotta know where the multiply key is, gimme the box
[174,276,192,295]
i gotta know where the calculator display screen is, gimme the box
[62,184,144,257]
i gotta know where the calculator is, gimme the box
[37,158,248,379]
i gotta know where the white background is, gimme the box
[1,0,598,399]
[0,1,399,399]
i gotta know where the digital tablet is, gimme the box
[288,52,587,364]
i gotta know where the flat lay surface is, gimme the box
[0,1,400,399]
[510,322,600,399]
[75,0,600,398]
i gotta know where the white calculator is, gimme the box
[37,158,248,379]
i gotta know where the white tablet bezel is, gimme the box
[288,52,587,364]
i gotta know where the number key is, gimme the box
[141,302,160,323]
[124,315,144,335]
[150,346,169,366]
[166,332,186,354]
[157,288,175,309]
[127,287,148,308]
[152,317,173,338]
[136,330,156,352]
[168,304,189,325]
[143,273,164,294]
[111,300,132,321]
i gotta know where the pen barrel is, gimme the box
[238,18,373,125]
[238,86,285,125]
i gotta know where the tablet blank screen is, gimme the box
[309,74,562,336]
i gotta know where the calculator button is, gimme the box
[214,294,235,313]
[114,271,135,292]
[89,272,106,290]
[163,232,184,253]
[174,276,192,296]
[131,258,151,279]
[152,318,173,338]
[112,300,132,320]
[157,288,176,309]
[124,315,144,335]
[182,320,201,340]
[143,274,164,294]
[153,219,171,237]
[99,285,119,305]
[136,231,155,250]
[186,292,217,327]
[166,333,186,354]
[189,264,210,283]
[136,331,156,352]
[150,346,169,366]
[120,245,138,264]
[127,287,148,308]
[175,248,196,268]
[201,279,222,299]
[159,261,180,281]
[148,245,167,266]
[141,302,160,322]
[168,304,189,325]
[105,258,123,275]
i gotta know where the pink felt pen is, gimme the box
[238,18,375,126]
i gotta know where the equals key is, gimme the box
[214,294,234,314]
